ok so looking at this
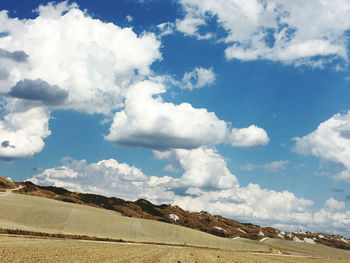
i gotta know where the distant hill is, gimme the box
[1,176,350,251]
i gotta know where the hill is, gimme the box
[1,176,350,256]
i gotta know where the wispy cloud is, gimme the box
[240,160,289,172]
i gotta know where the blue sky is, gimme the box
[1,0,350,236]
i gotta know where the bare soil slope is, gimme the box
[1,191,350,260]
[0,191,267,252]
[13,180,350,251]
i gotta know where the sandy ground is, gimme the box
[1,235,349,263]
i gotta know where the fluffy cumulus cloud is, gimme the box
[29,155,350,236]
[0,1,161,159]
[28,157,179,203]
[0,106,50,160]
[175,184,314,227]
[312,209,350,235]
[294,111,350,182]
[105,80,268,149]
[154,147,239,189]
[0,1,269,160]
[182,67,215,90]
[176,0,350,66]
[0,1,161,114]
[229,125,269,147]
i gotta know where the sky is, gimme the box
[1,0,350,237]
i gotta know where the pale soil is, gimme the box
[1,192,350,261]
[0,192,267,252]
[1,235,349,263]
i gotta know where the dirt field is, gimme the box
[1,235,349,263]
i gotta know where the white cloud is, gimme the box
[0,106,50,160]
[325,198,345,211]
[28,157,178,203]
[105,80,269,149]
[29,156,350,236]
[34,1,79,19]
[294,111,350,182]
[0,2,162,159]
[176,0,350,66]
[0,2,161,114]
[176,15,212,39]
[312,209,350,235]
[105,80,227,149]
[241,160,289,172]
[154,147,239,189]
[182,67,215,90]
[175,184,314,227]
[0,2,269,160]
[229,125,269,147]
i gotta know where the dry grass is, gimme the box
[0,235,349,263]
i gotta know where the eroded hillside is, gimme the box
[2,176,349,251]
